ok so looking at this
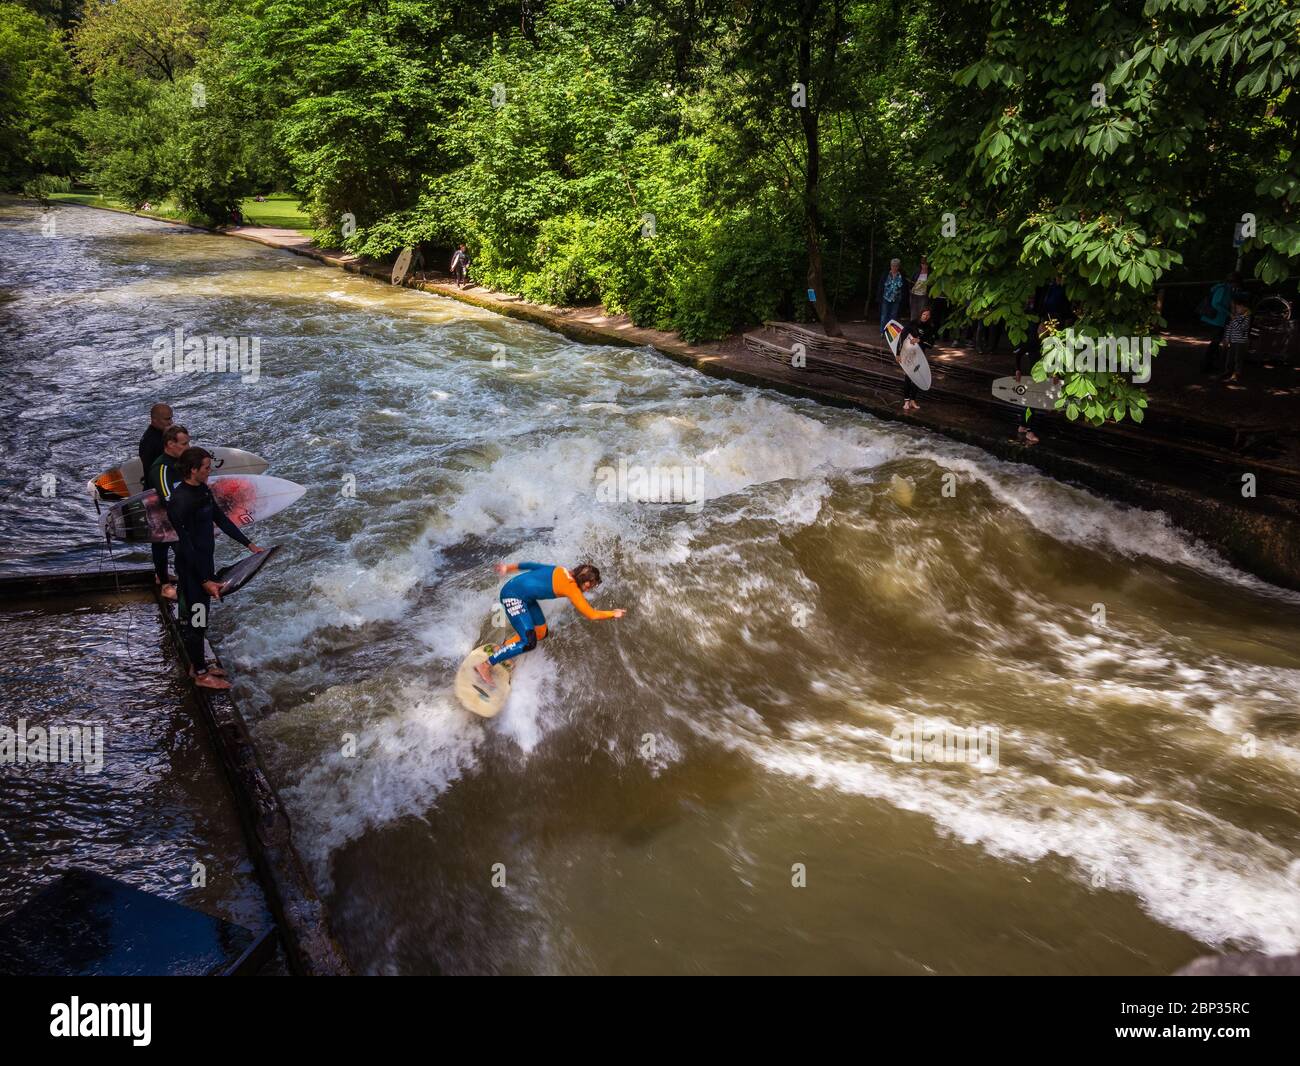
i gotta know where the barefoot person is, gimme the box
[139,403,175,598]
[146,424,190,600]
[165,447,263,691]
[895,307,934,413]
[474,561,625,686]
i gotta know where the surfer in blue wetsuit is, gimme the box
[473,562,625,686]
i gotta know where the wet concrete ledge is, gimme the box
[0,567,351,976]
[35,198,1300,590]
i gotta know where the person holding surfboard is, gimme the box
[139,403,175,599]
[145,424,190,600]
[137,403,173,490]
[895,308,934,412]
[450,244,471,288]
[473,562,625,687]
[166,447,264,691]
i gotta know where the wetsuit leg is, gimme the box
[176,573,209,673]
[489,596,545,666]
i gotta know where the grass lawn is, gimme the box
[45,189,311,234]
[237,192,310,232]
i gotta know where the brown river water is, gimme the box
[2,201,1298,974]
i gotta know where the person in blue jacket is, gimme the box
[1201,271,1241,373]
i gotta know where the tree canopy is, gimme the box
[6,0,1297,424]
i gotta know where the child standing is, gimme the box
[1220,296,1251,384]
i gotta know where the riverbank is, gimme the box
[35,196,1300,591]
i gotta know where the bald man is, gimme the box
[139,403,175,597]
[138,403,173,491]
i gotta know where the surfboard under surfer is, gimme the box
[473,562,625,687]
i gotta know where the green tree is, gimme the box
[927,0,1299,427]
[0,3,83,187]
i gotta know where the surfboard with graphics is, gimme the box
[88,447,269,501]
[97,475,305,543]
[884,319,932,390]
[454,643,515,717]
[992,375,1063,410]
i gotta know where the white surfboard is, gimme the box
[97,474,305,543]
[884,319,932,390]
[992,375,1062,409]
[391,247,413,285]
[89,447,270,501]
[454,643,515,717]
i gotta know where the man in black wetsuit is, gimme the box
[147,424,189,600]
[166,446,262,691]
[139,403,174,598]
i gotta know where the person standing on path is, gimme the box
[878,259,907,335]
[450,244,471,288]
[909,257,931,320]
[1220,295,1252,384]
[1200,271,1240,373]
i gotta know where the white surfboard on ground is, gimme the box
[454,643,514,717]
[884,318,932,390]
[992,375,1062,409]
[89,447,270,500]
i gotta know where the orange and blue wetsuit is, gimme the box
[488,562,616,666]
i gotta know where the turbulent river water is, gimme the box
[3,201,1299,974]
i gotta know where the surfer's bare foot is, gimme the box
[191,665,227,678]
[193,671,231,691]
[474,660,496,687]
[159,583,177,601]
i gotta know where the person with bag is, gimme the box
[1200,271,1240,373]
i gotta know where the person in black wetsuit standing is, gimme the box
[166,446,263,691]
[139,403,174,597]
[146,424,189,601]
[895,307,934,413]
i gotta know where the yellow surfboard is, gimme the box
[454,643,514,717]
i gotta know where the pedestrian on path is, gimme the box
[878,259,907,335]
[1220,294,1252,384]
[451,244,472,288]
[909,257,931,319]
[1200,271,1240,373]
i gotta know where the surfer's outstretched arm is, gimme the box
[553,569,623,621]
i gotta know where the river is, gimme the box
[2,200,1298,974]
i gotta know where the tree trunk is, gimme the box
[796,2,841,337]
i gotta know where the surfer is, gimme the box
[138,403,173,488]
[896,308,934,412]
[473,562,625,686]
[146,424,190,600]
[139,403,175,599]
[165,447,263,691]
